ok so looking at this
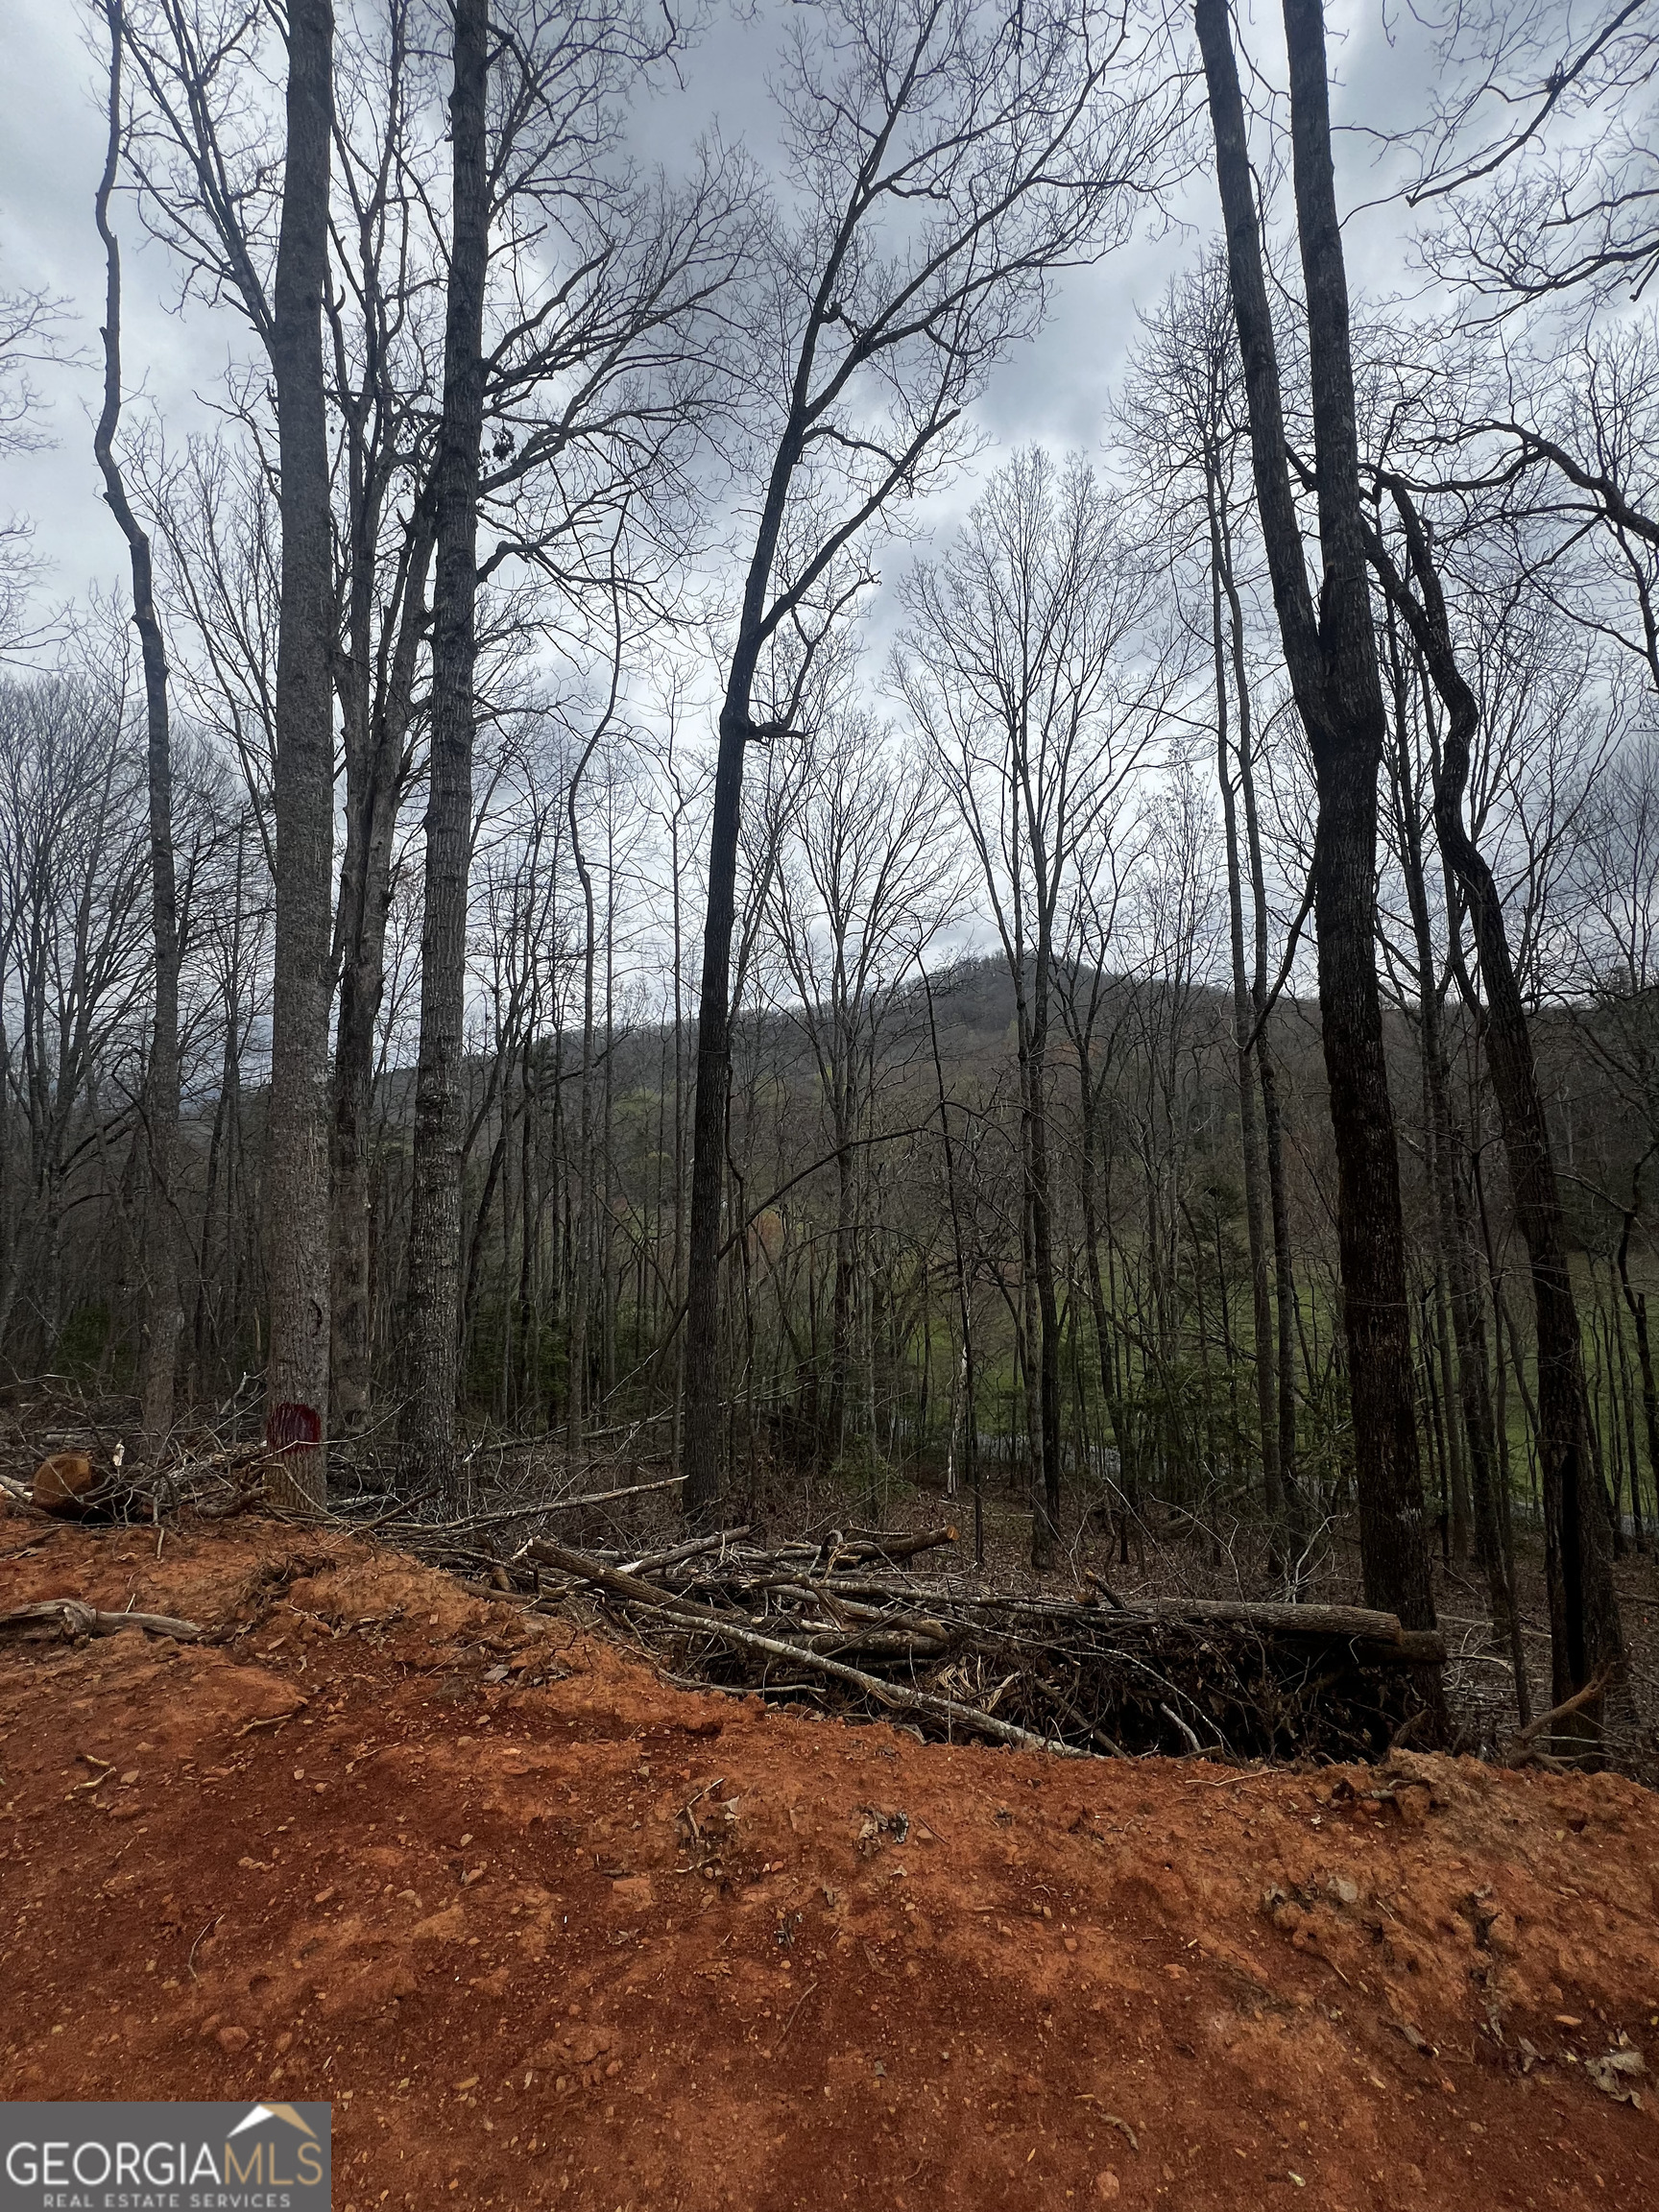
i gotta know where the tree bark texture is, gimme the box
[402,0,490,1500]
[682,649,763,1522]
[1383,617,1517,1658]
[1208,472,1281,1527]
[263,0,336,1509]
[1618,1194,1659,1513]
[682,344,803,1520]
[333,504,433,1432]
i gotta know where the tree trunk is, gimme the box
[1195,0,1436,1631]
[1609,1261,1646,1549]
[1383,616,1506,1622]
[682,637,772,1522]
[332,504,433,1434]
[1225,546,1300,1516]
[94,0,180,1457]
[1208,473,1280,1528]
[263,0,336,1509]
[401,0,490,1500]
[1026,950,1063,1568]
[922,964,981,1566]
[1367,477,1625,1719]
[830,1092,855,1461]
[1618,1192,1659,1513]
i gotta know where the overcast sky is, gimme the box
[0,0,1433,639]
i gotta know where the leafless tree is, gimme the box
[112,0,338,1499]
[681,0,1184,1519]
[93,0,182,1455]
[400,0,493,1498]
[759,710,959,1474]
[897,447,1162,1563]
[257,0,338,1503]
[1407,0,1659,305]
[400,0,737,1494]
[1119,252,1303,1543]
[0,278,76,661]
[0,674,151,1365]
[1194,0,1439,1633]
[1354,430,1628,1720]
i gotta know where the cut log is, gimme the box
[0,1599,201,1641]
[795,1628,951,1661]
[0,1471,50,1517]
[1120,1597,1444,1663]
[618,1527,753,1575]
[1081,1594,1408,1639]
[839,1526,958,1563]
[32,1453,95,1511]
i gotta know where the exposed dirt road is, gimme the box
[2,1516,1656,2211]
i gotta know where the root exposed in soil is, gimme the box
[2,1511,1657,2211]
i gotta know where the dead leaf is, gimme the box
[1585,2037,1647,2106]
[856,1807,909,1855]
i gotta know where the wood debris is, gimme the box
[0,1598,201,1642]
[511,1527,1442,1761]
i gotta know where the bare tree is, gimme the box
[261,0,337,1503]
[897,448,1159,1563]
[93,0,181,1455]
[0,675,151,1366]
[1409,0,1659,304]
[108,0,337,1495]
[400,0,492,1499]
[760,712,958,1474]
[1119,254,1303,1542]
[140,437,281,852]
[325,0,439,1436]
[1365,477,1628,1723]
[1194,0,1438,1632]
[681,0,1180,1521]
[399,0,726,1490]
[0,279,75,660]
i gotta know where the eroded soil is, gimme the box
[2,1514,1657,2211]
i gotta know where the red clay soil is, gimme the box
[2,1516,1657,2212]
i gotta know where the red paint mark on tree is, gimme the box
[266,1401,323,1455]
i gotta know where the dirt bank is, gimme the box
[2,1515,1656,2210]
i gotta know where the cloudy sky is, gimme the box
[0,0,1432,637]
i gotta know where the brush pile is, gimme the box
[517,1526,1443,1762]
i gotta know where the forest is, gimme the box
[3,0,1659,1758]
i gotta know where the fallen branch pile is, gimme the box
[517,1528,1443,1762]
